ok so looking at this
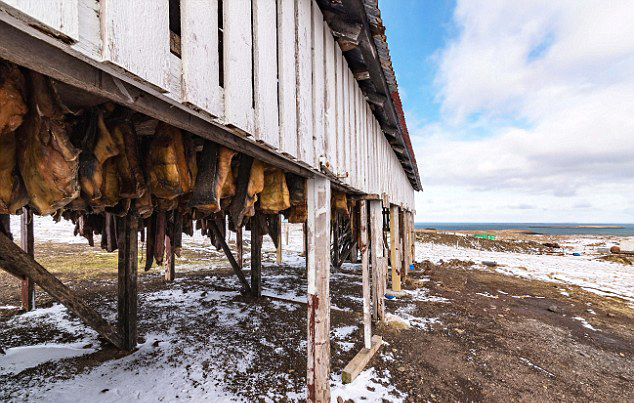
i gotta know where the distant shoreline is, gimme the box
[414,222,634,236]
[528,225,624,229]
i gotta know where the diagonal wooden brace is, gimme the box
[0,231,124,349]
[209,220,252,294]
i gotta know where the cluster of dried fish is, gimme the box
[0,61,308,269]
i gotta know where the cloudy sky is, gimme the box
[381,0,634,223]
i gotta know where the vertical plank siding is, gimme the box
[181,0,223,118]
[311,1,325,167]
[296,0,313,166]
[223,0,254,133]
[101,0,170,91]
[253,0,280,148]
[277,0,298,158]
[0,0,416,209]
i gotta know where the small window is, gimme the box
[169,0,181,57]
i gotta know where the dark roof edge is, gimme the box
[361,0,421,191]
[316,0,421,191]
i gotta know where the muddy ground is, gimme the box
[1,238,633,402]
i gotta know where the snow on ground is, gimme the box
[415,238,634,303]
[2,217,415,402]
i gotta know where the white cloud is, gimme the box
[413,0,634,222]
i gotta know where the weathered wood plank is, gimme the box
[101,0,170,91]
[253,0,279,148]
[277,0,297,158]
[223,0,254,133]
[306,176,331,403]
[342,335,382,384]
[311,2,325,167]
[335,47,345,176]
[323,26,336,172]
[20,207,35,311]
[0,231,124,348]
[0,0,79,42]
[117,213,138,350]
[181,0,223,117]
[296,0,313,165]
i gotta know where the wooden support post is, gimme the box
[209,220,252,294]
[236,226,243,268]
[349,205,359,263]
[306,177,331,403]
[117,213,138,351]
[0,214,9,237]
[20,208,35,311]
[251,213,263,297]
[0,231,124,349]
[359,201,371,349]
[369,200,385,322]
[390,205,401,292]
[401,209,410,279]
[276,215,283,265]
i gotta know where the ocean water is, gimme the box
[415,222,634,236]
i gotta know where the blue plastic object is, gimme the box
[572,252,581,256]
[409,264,415,271]
[385,295,396,300]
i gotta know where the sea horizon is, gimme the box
[415,222,634,236]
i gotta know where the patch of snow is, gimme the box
[330,368,406,403]
[0,342,95,375]
[574,316,599,331]
[416,239,634,303]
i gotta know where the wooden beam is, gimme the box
[209,220,252,294]
[0,231,124,349]
[251,213,263,297]
[20,208,35,311]
[342,335,382,384]
[306,177,331,403]
[117,213,138,351]
[369,200,385,322]
[359,201,371,349]
[390,205,401,292]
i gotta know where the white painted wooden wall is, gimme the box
[0,0,416,209]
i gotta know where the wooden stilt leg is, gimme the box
[20,208,35,311]
[117,213,138,351]
[236,226,243,268]
[306,177,331,403]
[251,213,263,297]
[359,201,371,349]
[276,215,282,265]
[350,204,359,263]
[369,200,385,323]
[390,205,401,292]
[400,209,409,279]
[209,221,251,293]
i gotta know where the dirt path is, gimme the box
[377,261,634,403]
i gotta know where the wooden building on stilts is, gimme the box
[0,0,420,401]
